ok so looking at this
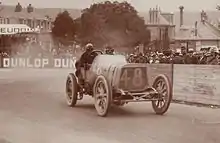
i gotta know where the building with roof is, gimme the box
[0,2,82,52]
[145,8,175,40]
[140,6,175,51]
[0,3,51,32]
[174,6,220,51]
[0,3,81,32]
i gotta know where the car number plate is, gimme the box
[119,67,147,91]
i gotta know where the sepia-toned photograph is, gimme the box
[0,0,220,143]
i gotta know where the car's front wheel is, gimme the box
[93,75,112,117]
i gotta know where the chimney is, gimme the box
[201,10,204,22]
[155,6,158,23]
[201,10,207,24]
[15,2,22,12]
[170,14,174,24]
[27,4,34,13]
[149,8,152,23]
[195,21,198,36]
[152,8,155,24]
[179,6,184,27]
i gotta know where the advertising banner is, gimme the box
[0,57,76,68]
[0,24,38,35]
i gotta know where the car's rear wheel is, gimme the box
[152,74,172,115]
[93,75,112,117]
[65,73,78,107]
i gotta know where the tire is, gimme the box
[93,75,112,117]
[65,73,78,107]
[152,74,172,115]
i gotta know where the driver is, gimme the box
[79,43,94,66]
[75,43,94,85]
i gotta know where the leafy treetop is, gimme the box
[77,1,150,48]
[52,10,75,38]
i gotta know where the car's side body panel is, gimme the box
[86,54,156,93]
[86,55,127,86]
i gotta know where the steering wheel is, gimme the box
[90,50,103,55]
[85,50,103,67]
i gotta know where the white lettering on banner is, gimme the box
[26,58,33,68]
[62,59,69,68]
[0,27,35,34]
[34,58,41,68]
[69,58,75,68]
[2,58,76,68]
[19,58,26,67]
[53,58,75,68]
[14,28,19,33]
[3,58,10,68]
[11,58,18,67]
[42,59,49,67]
[54,59,61,68]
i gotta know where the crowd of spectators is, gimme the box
[0,39,78,59]
[1,40,220,65]
[127,46,220,65]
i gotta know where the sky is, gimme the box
[1,0,220,12]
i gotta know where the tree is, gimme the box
[76,1,150,48]
[15,2,22,12]
[52,10,75,39]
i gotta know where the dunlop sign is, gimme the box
[0,58,76,68]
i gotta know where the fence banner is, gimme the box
[0,57,76,68]
[173,64,220,105]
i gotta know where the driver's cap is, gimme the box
[85,43,93,48]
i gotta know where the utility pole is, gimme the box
[0,1,4,12]
[0,1,4,24]
[216,5,220,10]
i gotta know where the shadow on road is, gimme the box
[0,138,11,143]
[68,103,163,118]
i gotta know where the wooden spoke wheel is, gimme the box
[93,75,112,117]
[152,74,172,115]
[65,73,78,107]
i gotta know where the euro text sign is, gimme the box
[0,27,36,35]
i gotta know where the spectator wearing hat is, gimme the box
[160,50,172,63]
[181,46,187,56]
[172,51,184,64]
[105,46,115,55]
[206,47,220,65]
[184,49,198,64]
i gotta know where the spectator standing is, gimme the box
[172,52,184,64]
[183,49,198,64]
[206,47,220,65]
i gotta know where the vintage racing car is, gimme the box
[65,50,173,117]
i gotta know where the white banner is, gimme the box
[0,24,37,35]
[0,57,76,68]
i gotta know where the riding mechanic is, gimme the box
[105,46,115,55]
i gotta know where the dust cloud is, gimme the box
[2,33,77,69]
